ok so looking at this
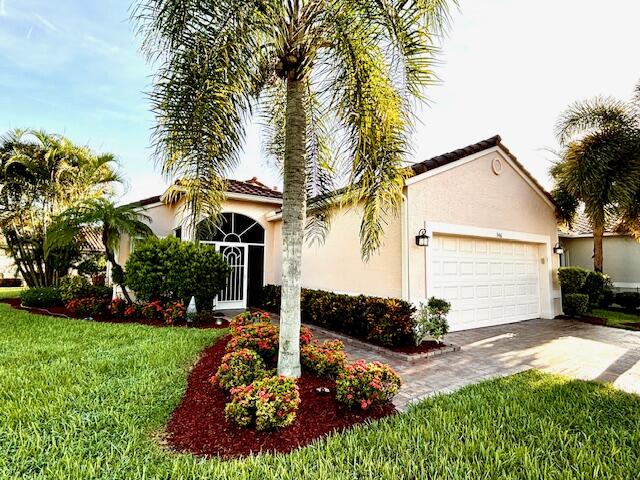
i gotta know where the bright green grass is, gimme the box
[1,305,640,479]
[593,308,640,330]
[0,287,24,299]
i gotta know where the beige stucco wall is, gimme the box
[267,205,403,298]
[406,149,562,317]
[116,197,281,274]
[561,235,640,286]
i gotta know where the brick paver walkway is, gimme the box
[312,319,640,411]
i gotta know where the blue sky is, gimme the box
[1,0,639,203]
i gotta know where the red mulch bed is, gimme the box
[165,335,396,459]
[389,340,449,354]
[0,298,228,329]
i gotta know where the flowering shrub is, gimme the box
[336,360,401,410]
[65,297,109,317]
[301,339,347,377]
[224,376,300,431]
[141,300,163,321]
[211,348,271,391]
[227,322,279,360]
[230,310,271,334]
[124,303,141,319]
[299,325,313,345]
[163,301,186,325]
[110,298,127,317]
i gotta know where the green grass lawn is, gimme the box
[0,286,24,299]
[593,308,640,330]
[1,305,640,479]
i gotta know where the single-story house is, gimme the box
[120,135,563,331]
[559,214,640,291]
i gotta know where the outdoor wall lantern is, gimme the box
[415,228,430,247]
[553,243,564,255]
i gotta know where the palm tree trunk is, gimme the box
[277,77,307,378]
[593,222,604,273]
[102,229,133,304]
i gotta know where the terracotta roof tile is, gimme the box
[79,227,104,252]
[559,210,621,236]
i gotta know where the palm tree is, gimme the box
[45,198,154,303]
[0,129,121,286]
[552,80,640,272]
[133,0,455,376]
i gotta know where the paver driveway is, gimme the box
[315,318,640,411]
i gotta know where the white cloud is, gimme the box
[0,0,7,17]
[35,13,61,33]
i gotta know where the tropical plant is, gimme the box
[133,0,455,377]
[0,129,121,287]
[123,237,229,306]
[45,198,154,303]
[552,80,640,272]
[414,297,450,344]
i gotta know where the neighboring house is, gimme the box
[559,214,640,291]
[119,136,563,331]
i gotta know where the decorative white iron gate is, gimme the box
[214,243,248,309]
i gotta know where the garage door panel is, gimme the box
[431,234,541,331]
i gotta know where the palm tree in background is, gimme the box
[552,80,640,272]
[0,129,121,286]
[133,0,455,376]
[45,198,154,303]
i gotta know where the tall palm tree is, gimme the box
[133,0,455,376]
[552,80,640,272]
[45,198,154,303]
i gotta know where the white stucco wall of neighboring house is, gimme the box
[560,235,640,288]
[405,148,562,318]
[267,204,404,298]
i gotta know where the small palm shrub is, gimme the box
[225,376,300,431]
[301,339,347,377]
[563,293,590,316]
[20,287,63,308]
[211,349,271,391]
[227,322,280,361]
[336,360,401,410]
[414,297,451,344]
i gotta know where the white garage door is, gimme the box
[430,234,541,331]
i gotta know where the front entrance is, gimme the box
[199,212,265,310]
[214,243,248,309]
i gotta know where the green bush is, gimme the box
[599,289,615,309]
[260,285,416,347]
[414,297,451,344]
[615,292,640,312]
[563,293,590,316]
[124,237,230,306]
[58,275,112,302]
[211,348,271,391]
[224,376,300,431]
[20,287,63,308]
[582,271,611,305]
[558,267,590,295]
[226,322,279,361]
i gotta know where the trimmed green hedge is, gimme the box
[563,293,590,316]
[20,287,63,308]
[260,285,415,347]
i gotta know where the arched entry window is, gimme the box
[198,212,264,244]
[197,213,265,310]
